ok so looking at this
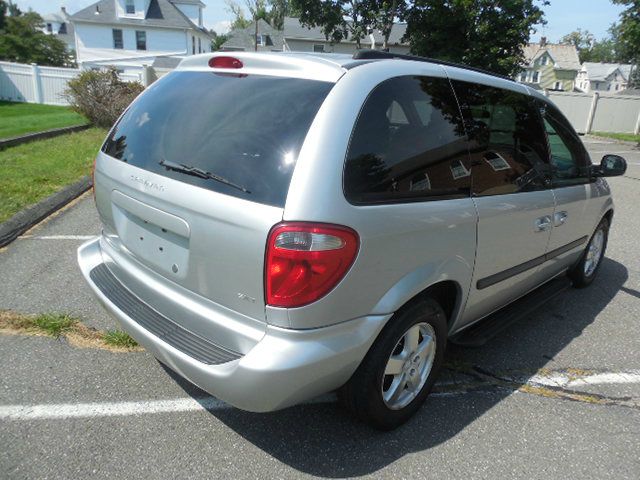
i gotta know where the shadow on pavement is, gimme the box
[164,257,628,478]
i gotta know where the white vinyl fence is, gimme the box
[0,61,144,106]
[3,60,639,135]
[547,90,640,135]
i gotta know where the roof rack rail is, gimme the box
[351,50,512,82]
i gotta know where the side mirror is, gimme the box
[593,154,627,177]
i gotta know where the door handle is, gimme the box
[554,211,568,227]
[535,216,552,232]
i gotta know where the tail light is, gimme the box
[265,222,359,308]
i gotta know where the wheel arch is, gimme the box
[384,279,463,335]
[603,208,614,225]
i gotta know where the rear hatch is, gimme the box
[94,55,337,325]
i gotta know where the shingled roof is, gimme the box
[522,42,581,71]
[582,62,634,82]
[70,0,208,33]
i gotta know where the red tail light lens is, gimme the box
[265,222,359,308]
[208,56,243,69]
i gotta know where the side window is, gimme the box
[536,100,591,186]
[451,81,550,196]
[344,76,471,204]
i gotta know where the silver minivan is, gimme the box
[78,51,627,429]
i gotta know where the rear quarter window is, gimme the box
[102,71,333,207]
[343,75,471,204]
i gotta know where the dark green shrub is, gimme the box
[64,68,144,128]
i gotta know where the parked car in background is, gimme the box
[78,51,627,430]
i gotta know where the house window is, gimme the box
[595,82,600,90]
[192,36,195,54]
[450,159,470,179]
[126,0,135,14]
[136,30,146,50]
[484,151,511,171]
[409,173,431,192]
[255,35,273,47]
[539,55,548,66]
[113,29,123,49]
[46,23,53,32]
[313,44,325,53]
[532,71,540,83]
[554,81,562,90]
[519,71,527,82]
[198,38,201,53]
[59,23,67,34]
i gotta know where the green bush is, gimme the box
[64,68,144,128]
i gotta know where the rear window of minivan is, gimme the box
[102,71,334,207]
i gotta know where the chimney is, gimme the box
[540,37,547,47]
[61,6,66,14]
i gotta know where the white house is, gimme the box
[576,62,635,93]
[69,0,211,73]
[41,7,76,52]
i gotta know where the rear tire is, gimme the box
[569,217,609,288]
[339,297,447,430]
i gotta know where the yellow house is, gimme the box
[516,38,581,91]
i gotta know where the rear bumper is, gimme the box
[78,237,390,412]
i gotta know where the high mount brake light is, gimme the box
[208,56,243,69]
[265,223,359,308]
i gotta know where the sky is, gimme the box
[13,0,628,38]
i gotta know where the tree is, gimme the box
[363,0,406,50]
[404,0,548,77]
[245,0,270,51]
[226,0,252,30]
[610,1,640,87]
[0,7,71,67]
[559,28,594,52]
[210,31,230,51]
[559,29,617,63]
[226,0,272,51]
[290,0,372,47]
[269,0,293,29]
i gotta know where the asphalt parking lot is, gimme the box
[1,136,639,479]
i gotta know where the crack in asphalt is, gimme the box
[436,365,640,411]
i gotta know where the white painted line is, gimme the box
[21,235,97,240]
[2,370,639,421]
[521,370,640,389]
[0,391,470,421]
[0,397,229,421]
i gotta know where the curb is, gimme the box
[0,124,91,150]
[0,176,92,248]
[584,134,639,148]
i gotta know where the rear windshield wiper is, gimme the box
[159,159,251,194]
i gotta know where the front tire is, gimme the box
[339,298,447,430]
[569,217,609,288]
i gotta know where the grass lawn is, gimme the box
[0,128,106,223]
[592,131,640,143]
[0,101,87,140]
